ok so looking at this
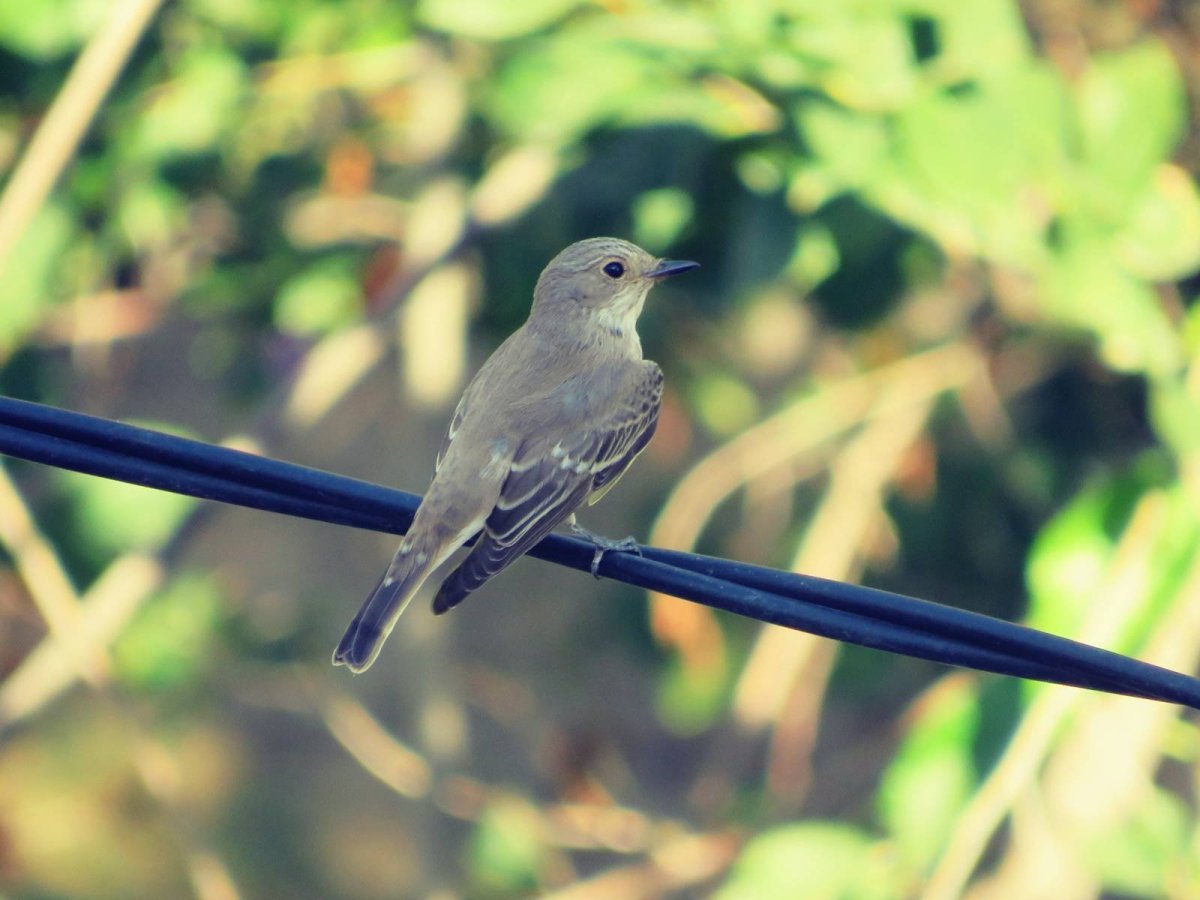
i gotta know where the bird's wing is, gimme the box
[435,390,471,473]
[587,363,663,503]
[432,362,664,613]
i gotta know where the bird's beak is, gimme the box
[647,259,700,280]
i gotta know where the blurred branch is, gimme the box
[306,677,433,799]
[0,553,162,726]
[922,490,1177,900]
[646,341,980,681]
[687,358,943,814]
[0,0,164,280]
[0,462,111,686]
[277,671,732,888]
[734,375,943,730]
[0,462,240,900]
[962,504,1200,897]
[745,399,936,807]
[539,831,740,900]
[648,342,982,556]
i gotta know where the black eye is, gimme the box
[603,261,625,279]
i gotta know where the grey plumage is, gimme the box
[333,237,697,673]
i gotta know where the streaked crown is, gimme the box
[533,237,663,314]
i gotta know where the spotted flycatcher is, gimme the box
[333,237,698,672]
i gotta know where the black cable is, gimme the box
[0,394,1197,708]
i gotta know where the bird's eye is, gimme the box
[603,261,625,279]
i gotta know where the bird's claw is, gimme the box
[570,523,642,578]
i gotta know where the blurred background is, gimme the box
[1,0,1200,897]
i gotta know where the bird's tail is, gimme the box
[332,533,443,673]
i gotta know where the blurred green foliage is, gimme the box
[3,0,1200,897]
[715,821,896,900]
[112,573,222,692]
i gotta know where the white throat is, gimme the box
[592,293,646,357]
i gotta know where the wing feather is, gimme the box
[432,363,663,613]
[435,392,471,473]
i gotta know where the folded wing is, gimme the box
[432,363,663,613]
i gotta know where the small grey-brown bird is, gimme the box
[333,237,698,672]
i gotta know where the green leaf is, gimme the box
[0,202,75,351]
[418,0,581,40]
[274,256,363,336]
[1113,165,1200,282]
[876,679,979,868]
[1038,228,1182,376]
[632,188,694,253]
[113,574,221,691]
[487,36,656,143]
[886,63,1066,266]
[59,457,198,557]
[655,651,728,735]
[129,48,247,162]
[117,180,187,252]
[796,102,888,191]
[0,0,105,58]
[690,372,761,436]
[485,19,761,144]
[715,822,894,900]
[1025,480,1129,637]
[1084,787,1191,896]
[468,795,543,893]
[786,222,840,288]
[927,0,1033,81]
[1074,40,1185,215]
[189,0,284,38]
[1024,461,1197,653]
[789,14,917,111]
[1149,375,1200,457]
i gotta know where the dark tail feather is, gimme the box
[333,539,438,673]
[431,569,472,615]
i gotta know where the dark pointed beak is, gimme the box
[647,259,700,280]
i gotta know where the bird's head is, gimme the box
[532,237,698,335]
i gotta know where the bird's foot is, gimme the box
[569,522,642,577]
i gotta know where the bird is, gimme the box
[332,237,699,673]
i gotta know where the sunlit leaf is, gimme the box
[1083,787,1191,896]
[190,0,284,38]
[790,15,917,111]
[655,651,728,735]
[0,0,104,58]
[887,63,1065,266]
[632,188,694,252]
[1024,460,1197,654]
[117,179,187,252]
[487,36,655,143]
[485,23,760,143]
[1039,229,1182,376]
[876,678,978,868]
[715,822,894,900]
[418,0,581,41]
[929,0,1033,80]
[59,457,198,557]
[0,202,75,351]
[468,795,543,893]
[129,48,247,161]
[113,573,221,691]
[786,223,840,288]
[1150,377,1200,458]
[1113,164,1200,282]
[1075,40,1185,215]
[1025,480,1125,636]
[796,102,888,191]
[274,256,364,336]
[690,372,761,436]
